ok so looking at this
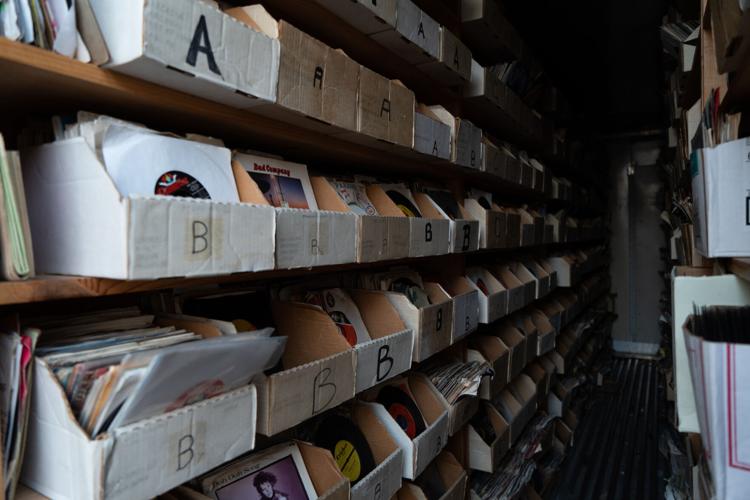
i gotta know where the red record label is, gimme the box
[388,402,418,438]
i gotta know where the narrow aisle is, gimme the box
[552,358,664,500]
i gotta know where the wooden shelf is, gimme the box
[0,237,605,307]
[728,258,750,282]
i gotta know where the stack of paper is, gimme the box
[0,134,33,281]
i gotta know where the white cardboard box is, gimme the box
[314,0,397,34]
[23,359,257,500]
[467,402,510,473]
[442,276,480,343]
[492,265,526,314]
[465,267,508,324]
[351,403,404,500]
[274,208,358,268]
[91,0,279,107]
[692,139,750,257]
[370,375,450,479]
[454,119,483,169]
[22,138,275,279]
[414,111,452,160]
[417,27,473,84]
[463,199,506,249]
[370,0,440,64]
[413,192,479,254]
[470,339,510,399]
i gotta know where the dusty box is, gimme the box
[441,276,480,343]
[465,267,509,324]
[351,403,405,500]
[378,283,453,362]
[239,10,359,131]
[370,374,450,479]
[22,138,275,279]
[91,0,278,107]
[469,337,510,398]
[315,0,397,34]
[24,359,257,500]
[463,199,506,249]
[418,27,473,84]
[467,402,510,473]
[355,66,416,148]
[531,309,556,356]
[491,264,526,313]
[692,138,750,257]
[414,110,452,160]
[414,192,479,254]
[370,0,440,64]
[367,186,451,258]
[496,323,527,380]
[311,177,410,262]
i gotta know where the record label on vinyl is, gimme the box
[314,414,376,485]
[155,171,210,198]
[377,385,427,439]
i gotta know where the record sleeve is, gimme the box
[201,442,318,500]
[330,180,378,216]
[313,413,376,485]
[234,153,318,210]
[423,189,461,220]
[466,189,493,210]
[379,183,422,217]
[303,288,371,346]
[101,125,240,202]
[376,383,427,439]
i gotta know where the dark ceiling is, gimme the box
[504,0,670,135]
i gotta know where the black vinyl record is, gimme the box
[386,190,423,218]
[314,414,376,485]
[376,385,427,439]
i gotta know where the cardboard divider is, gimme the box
[367,374,450,479]
[414,193,480,254]
[22,139,276,279]
[494,323,527,380]
[440,276,480,343]
[498,208,522,248]
[540,259,559,289]
[23,359,257,500]
[465,267,508,324]
[468,340,509,399]
[524,361,550,409]
[351,402,405,500]
[539,299,564,334]
[490,264,525,313]
[510,312,539,364]
[531,309,556,356]
[481,138,506,178]
[505,375,538,443]
[92,0,279,108]
[414,109,451,160]
[510,262,539,303]
[374,284,453,362]
[516,208,537,246]
[423,366,479,436]
[524,259,551,297]
[466,402,510,473]
[462,199,506,249]
[434,451,468,500]
[311,177,410,262]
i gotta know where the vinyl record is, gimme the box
[376,385,427,439]
[385,190,422,218]
[425,189,461,220]
[314,414,376,485]
[475,278,489,296]
[101,125,239,202]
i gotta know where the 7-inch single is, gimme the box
[314,414,376,485]
[376,384,427,439]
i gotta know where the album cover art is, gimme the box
[202,443,318,500]
[250,172,311,209]
[234,153,319,211]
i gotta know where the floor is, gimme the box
[552,358,665,500]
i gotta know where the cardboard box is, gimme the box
[547,378,579,417]
[433,385,479,437]
[503,151,522,185]
[465,267,508,324]
[377,283,453,362]
[417,27,473,84]
[274,208,358,268]
[370,0,440,64]
[692,139,750,257]
[671,268,748,433]
[511,261,540,302]
[538,299,564,336]
[238,9,358,131]
[91,0,279,107]
[433,451,468,500]
[531,310,556,356]
[414,192,479,254]
[496,323,527,380]
[441,276,480,343]
[22,138,275,279]
[524,361,552,406]
[524,260,551,297]
[511,313,539,365]
[314,0,397,35]
[493,375,536,444]
[501,208,522,248]
[351,403,405,500]
[466,402,510,473]
[540,259,559,289]
[481,138,506,178]
[370,374,450,479]
[367,186,451,258]
[24,359,257,500]
[464,60,507,110]
[355,66,416,148]
[469,338,510,399]
[491,264,526,313]
[548,255,578,287]
[463,199,506,249]
[311,177,410,262]
[454,119,483,169]
[414,110,452,160]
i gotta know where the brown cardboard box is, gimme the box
[418,27,473,84]
[357,66,416,147]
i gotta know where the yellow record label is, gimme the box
[334,440,361,481]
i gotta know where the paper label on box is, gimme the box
[143,0,278,101]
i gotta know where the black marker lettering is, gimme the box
[377,345,394,381]
[312,368,337,414]
[313,66,324,88]
[177,434,195,471]
[462,224,471,250]
[380,99,391,120]
[186,15,222,76]
[436,308,443,330]
[418,22,425,38]
[192,221,209,254]
[425,222,433,242]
